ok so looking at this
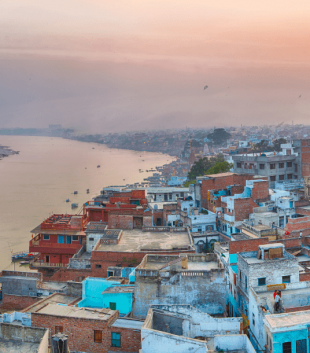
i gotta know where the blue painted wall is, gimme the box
[271,329,309,353]
[78,277,133,315]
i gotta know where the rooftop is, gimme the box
[239,250,295,264]
[265,310,310,331]
[102,285,134,294]
[24,293,79,313]
[35,303,116,320]
[95,229,193,252]
[111,318,144,330]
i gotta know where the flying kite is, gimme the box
[204,85,208,90]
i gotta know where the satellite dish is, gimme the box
[204,85,208,90]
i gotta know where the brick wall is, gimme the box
[234,198,258,222]
[108,215,133,229]
[301,140,310,177]
[31,313,117,353]
[107,326,141,353]
[251,181,269,201]
[299,273,310,282]
[229,238,269,254]
[0,294,41,312]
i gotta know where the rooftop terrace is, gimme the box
[95,229,193,252]
[24,293,80,313]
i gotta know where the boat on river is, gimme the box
[71,203,78,209]
[11,251,36,262]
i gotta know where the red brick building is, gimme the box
[29,301,142,353]
[84,190,148,224]
[29,214,87,268]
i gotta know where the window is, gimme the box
[270,176,276,182]
[55,326,63,333]
[169,193,172,200]
[72,235,79,241]
[89,237,94,241]
[239,270,242,281]
[95,264,101,269]
[259,164,265,170]
[111,332,121,347]
[258,277,266,286]
[237,162,242,168]
[43,234,50,240]
[287,161,292,168]
[282,275,291,283]
[279,162,284,168]
[94,330,102,343]
[176,194,179,197]
[287,174,292,179]
[283,342,291,353]
[270,163,275,169]
[296,339,307,353]
[180,192,184,197]
[295,164,298,172]
[279,175,285,181]
[66,236,72,244]
[252,313,255,326]
[58,235,64,244]
[222,207,225,214]
[109,302,116,310]
[245,275,247,290]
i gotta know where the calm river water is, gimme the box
[0,136,174,270]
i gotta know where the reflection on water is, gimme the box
[0,136,174,270]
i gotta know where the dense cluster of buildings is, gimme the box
[3,138,310,352]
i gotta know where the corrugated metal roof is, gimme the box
[111,319,143,330]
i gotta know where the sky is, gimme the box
[0,0,310,133]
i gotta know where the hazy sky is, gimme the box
[1,0,310,132]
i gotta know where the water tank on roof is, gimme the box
[52,333,68,353]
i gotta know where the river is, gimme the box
[0,136,175,270]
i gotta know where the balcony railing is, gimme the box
[30,261,68,268]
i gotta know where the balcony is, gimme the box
[29,235,83,255]
[30,261,68,269]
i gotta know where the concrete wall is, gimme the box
[66,281,83,297]
[214,334,256,353]
[0,323,47,343]
[141,328,207,353]
[0,276,37,296]
[133,266,226,317]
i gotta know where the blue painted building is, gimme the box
[78,277,134,316]
[167,176,187,186]
[264,310,310,353]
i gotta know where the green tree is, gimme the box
[207,128,231,146]
[187,154,226,180]
[273,138,287,152]
[206,161,233,175]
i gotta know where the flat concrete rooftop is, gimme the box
[265,310,310,330]
[25,294,79,313]
[95,229,192,252]
[36,303,116,320]
[0,340,40,353]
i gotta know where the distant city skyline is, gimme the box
[1,0,309,133]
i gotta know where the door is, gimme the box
[58,235,64,244]
[156,218,161,226]
[296,339,306,353]
[66,236,72,244]
[45,255,50,263]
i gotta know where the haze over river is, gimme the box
[0,136,174,270]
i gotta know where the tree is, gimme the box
[273,138,287,152]
[252,140,270,152]
[206,161,233,175]
[187,154,226,180]
[207,128,231,146]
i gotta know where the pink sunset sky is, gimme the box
[0,0,309,132]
